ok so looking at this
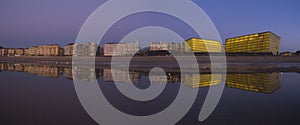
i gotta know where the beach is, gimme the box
[1,55,300,62]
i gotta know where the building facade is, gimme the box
[104,43,118,56]
[126,41,141,56]
[27,45,63,56]
[7,48,16,56]
[104,41,140,56]
[64,43,75,56]
[150,42,185,53]
[15,48,25,56]
[28,46,38,56]
[0,48,8,56]
[74,43,97,56]
[281,52,293,56]
[185,38,222,53]
[169,42,185,53]
[24,48,30,56]
[42,44,63,56]
[150,41,170,51]
[225,31,281,55]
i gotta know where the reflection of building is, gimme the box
[98,69,103,78]
[149,75,167,84]
[103,69,141,84]
[0,48,8,56]
[0,63,63,78]
[104,41,140,56]
[103,69,113,81]
[226,73,281,94]
[14,64,24,72]
[63,67,73,79]
[72,66,97,81]
[150,72,181,84]
[0,63,5,71]
[74,43,97,56]
[167,73,181,83]
[64,43,75,56]
[183,74,222,88]
[185,38,222,53]
[6,63,15,71]
[25,65,63,78]
[225,31,281,55]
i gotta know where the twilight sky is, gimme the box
[0,0,299,51]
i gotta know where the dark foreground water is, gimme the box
[0,62,300,125]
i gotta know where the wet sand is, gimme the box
[1,56,300,63]
[1,56,300,72]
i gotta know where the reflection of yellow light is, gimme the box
[226,73,281,94]
[183,74,222,88]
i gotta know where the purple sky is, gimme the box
[0,0,299,51]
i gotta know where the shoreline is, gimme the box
[1,56,300,73]
[1,56,300,63]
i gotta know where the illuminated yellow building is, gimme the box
[226,73,281,94]
[103,69,141,84]
[185,38,222,53]
[225,31,280,55]
[183,73,222,88]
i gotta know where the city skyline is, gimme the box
[0,32,285,57]
[0,0,300,51]
[1,1,300,124]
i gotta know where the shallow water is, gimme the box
[0,62,299,125]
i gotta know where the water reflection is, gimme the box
[103,69,141,84]
[226,73,281,94]
[183,73,222,88]
[0,62,281,94]
[1,63,63,78]
[72,66,99,81]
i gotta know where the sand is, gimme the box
[1,56,300,72]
